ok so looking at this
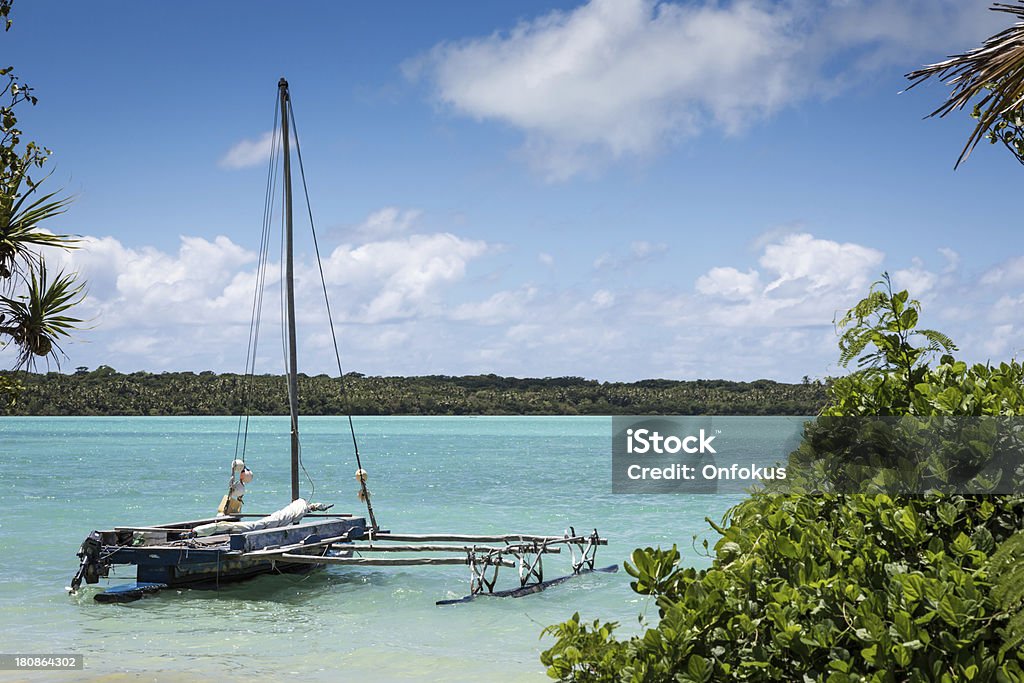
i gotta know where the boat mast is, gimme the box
[279,78,301,502]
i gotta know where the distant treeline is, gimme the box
[0,366,828,416]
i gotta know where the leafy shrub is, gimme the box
[542,276,1024,682]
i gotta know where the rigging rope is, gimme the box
[287,95,379,532]
[234,94,281,465]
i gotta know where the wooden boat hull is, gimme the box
[76,515,367,601]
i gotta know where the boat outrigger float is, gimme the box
[67,78,613,605]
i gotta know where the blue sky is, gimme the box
[2,0,1022,381]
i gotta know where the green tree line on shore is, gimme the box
[0,366,827,416]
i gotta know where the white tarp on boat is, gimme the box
[194,498,310,537]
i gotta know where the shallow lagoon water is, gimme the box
[0,416,798,681]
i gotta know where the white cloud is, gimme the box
[979,324,1018,358]
[981,255,1024,287]
[695,267,760,301]
[990,294,1024,324]
[630,240,668,259]
[51,234,258,330]
[322,232,490,323]
[938,247,960,274]
[10,220,1024,383]
[410,0,1005,180]
[591,289,615,308]
[19,209,493,371]
[761,233,883,295]
[451,286,538,325]
[690,233,884,327]
[892,257,938,297]
[350,207,422,240]
[594,238,669,270]
[219,131,275,170]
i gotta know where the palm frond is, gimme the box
[906,1,1024,167]
[0,167,77,281]
[0,263,84,369]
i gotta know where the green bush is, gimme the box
[542,276,1024,682]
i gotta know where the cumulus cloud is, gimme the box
[10,219,1024,382]
[219,131,275,170]
[49,234,258,330]
[892,257,938,298]
[760,233,883,295]
[981,255,1024,287]
[693,233,883,326]
[448,231,1023,380]
[410,0,1005,180]
[451,286,538,325]
[348,207,422,240]
[695,267,759,301]
[22,209,493,371]
[321,232,491,322]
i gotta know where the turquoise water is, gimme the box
[0,416,793,681]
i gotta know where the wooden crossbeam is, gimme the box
[370,532,607,545]
[275,554,517,567]
[348,544,561,554]
[230,512,354,518]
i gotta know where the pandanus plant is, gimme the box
[0,167,82,368]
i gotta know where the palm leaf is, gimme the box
[0,262,84,369]
[906,2,1024,167]
[0,167,77,281]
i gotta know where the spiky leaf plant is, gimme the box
[0,263,83,368]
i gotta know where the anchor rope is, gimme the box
[286,94,379,532]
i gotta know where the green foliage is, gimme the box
[0,263,83,368]
[0,0,82,369]
[794,275,1024,495]
[0,370,827,416]
[0,166,77,279]
[545,494,1024,682]
[0,371,20,405]
[541,278,1024,681]
[832,272,956,415]
[972,97,1024,166]
[989,531,1024,656]
[541,613,629,682]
